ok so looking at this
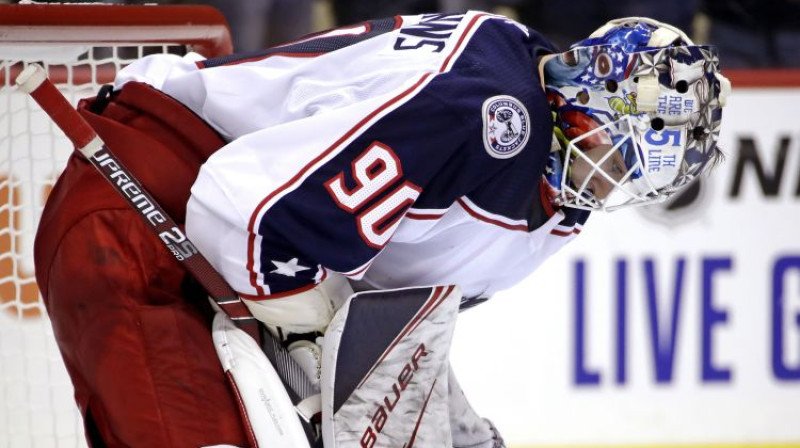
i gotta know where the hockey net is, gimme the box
[0,4,231,446]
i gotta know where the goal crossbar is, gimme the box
[0,3,232,56]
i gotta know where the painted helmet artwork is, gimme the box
[543,17,732,211]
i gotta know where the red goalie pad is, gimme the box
[34,82,249,448]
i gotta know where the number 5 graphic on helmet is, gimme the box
[645,128,682,147]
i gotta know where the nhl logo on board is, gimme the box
[482,95,530,159]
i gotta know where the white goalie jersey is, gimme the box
[115,11,590,300]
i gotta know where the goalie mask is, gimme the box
[543,17,732,211]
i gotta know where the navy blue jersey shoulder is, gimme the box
[450,19,590,230]
[422,19,555,229]
[418,18,559,226]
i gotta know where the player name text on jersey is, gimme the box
[394,13,464,53]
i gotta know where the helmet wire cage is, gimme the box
[558,115,668,211]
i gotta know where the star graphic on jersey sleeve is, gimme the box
[270,258,311,277]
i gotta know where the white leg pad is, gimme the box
[449,366,505,448]
[212,312,311,448]
[320,285,462,448]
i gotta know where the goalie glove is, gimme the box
[240,272,353,396]
[240,272,353,339]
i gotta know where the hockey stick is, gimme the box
[15,64,262,342]
[15,64,320,421]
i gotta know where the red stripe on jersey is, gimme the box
[439,13,488,72]
[273,23,373,50]
[343,260,373,278]
[239,268,328,300]
[239,282,314,301]
[246,13,491,295]
[406,210,445,220]
[457,198,529,232]
[551,227,581,237]
[196,51,324,69]
[197,18,398,69]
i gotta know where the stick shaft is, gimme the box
[16,64,262,343]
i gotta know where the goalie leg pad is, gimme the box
[212,312,311,448]
[320,285,462,448]
[449,367,506,448]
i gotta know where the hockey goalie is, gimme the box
[33,10,729,448]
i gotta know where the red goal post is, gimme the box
[0,4,231,446]
[0,3,231,84]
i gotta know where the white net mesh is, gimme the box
[0,45,176,448]
[0,39,216,448]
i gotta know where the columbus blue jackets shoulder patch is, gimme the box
[482,95,530,159]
